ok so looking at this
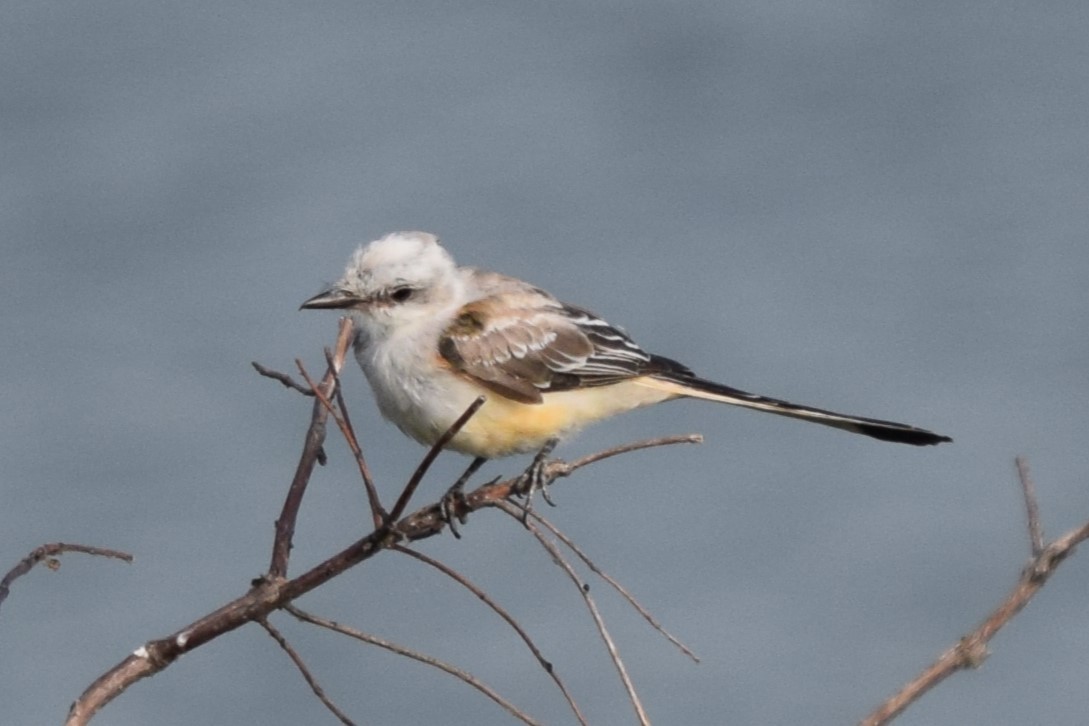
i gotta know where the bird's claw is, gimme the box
[513,439,559,513]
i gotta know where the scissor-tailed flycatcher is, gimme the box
[302,231,950,457]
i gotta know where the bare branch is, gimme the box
[424,433,705,540]
[285,605,543,726]
[0,543,132,612]
[528,511,700,663]
[269,317,355,577]
[68,429,673,723]
[251,361,315,396]
[394,544,588,725]
[330,356,382,522]
[297,354,385,525]
[498,501,650,726]
[556,433,703,475]
[259,618,355,726]
[1016,456,1044,556]
[859,458,1089,726]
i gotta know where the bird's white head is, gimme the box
[301,231,465,338]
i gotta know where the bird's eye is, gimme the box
[388,286,415,303]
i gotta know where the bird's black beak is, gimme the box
[299,288,361,310]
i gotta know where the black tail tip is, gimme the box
[858,424,952,446]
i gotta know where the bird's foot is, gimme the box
[513,439,560,513]
[440,456,486,539]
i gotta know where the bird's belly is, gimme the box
[450,380,673,457]
[364,344,675,458]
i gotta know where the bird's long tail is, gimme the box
[639,373,951,446]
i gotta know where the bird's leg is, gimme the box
[440,456,487,539]
[514,438,560,510]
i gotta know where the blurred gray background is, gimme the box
[3,2,1088,724]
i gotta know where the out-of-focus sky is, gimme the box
[3,3,1088,724]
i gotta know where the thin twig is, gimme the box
[386,397,485,523]
[393,545,588,726]
[285,605,542,726]
[259,618,355,726]
[528,511,700,663]
[545,434,703,481]
[297,357,386,525]
[251,361,315,396]
[859,458,1089,726]
[497,501,650,726]
[1015,456,1044,556]
[0,543,133,611]
[269,317,355,578]
[330,361,382,523]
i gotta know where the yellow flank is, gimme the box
[449,377,677,457]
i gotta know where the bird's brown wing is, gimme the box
[438,276,683,404]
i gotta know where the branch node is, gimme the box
[956,637,989,669]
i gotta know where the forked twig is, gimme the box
[393,544,588,726]
[859,457,1089,725]
[269,317,355,578]
[251,361,316,396]
[497,501,650,726]
[0,543,133,612]
[296,358,385,525]
[528,510,699,663]
[285,605,543,726]
[259,618,355,726]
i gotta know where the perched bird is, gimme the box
[301,231,950,460]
